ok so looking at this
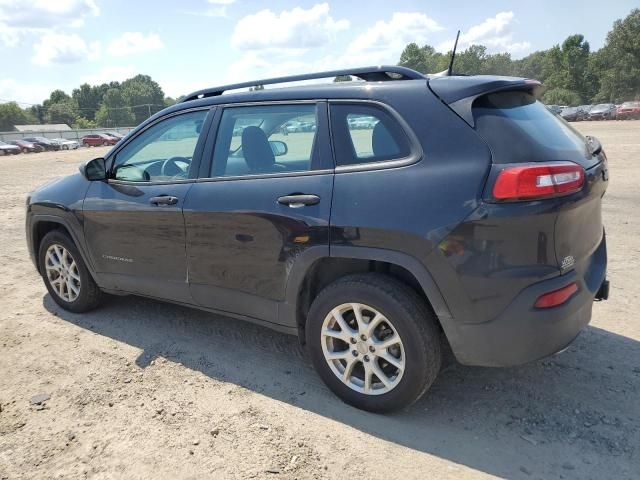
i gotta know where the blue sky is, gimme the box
[0,0,637,104]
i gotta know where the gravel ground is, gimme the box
[0,122,639,479]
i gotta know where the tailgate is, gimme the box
[467,88,608,271]
[554,157,608,270]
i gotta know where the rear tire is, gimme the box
[306,273,441,413]
[38,230,103,313]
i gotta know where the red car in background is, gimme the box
[616,101,640,120]
[81,134,118,147]
[10,140,44,153]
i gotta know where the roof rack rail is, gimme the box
[180,66,425,103]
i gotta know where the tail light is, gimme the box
[534,282,578,308]
[493,162,585,201]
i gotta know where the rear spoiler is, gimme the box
[428,76,544,127]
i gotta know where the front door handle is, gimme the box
[150,195,178,206]
[277,194,320,208]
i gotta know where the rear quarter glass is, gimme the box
[473,91,600,170]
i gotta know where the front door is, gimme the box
[183,102,333,325]
[83,109,211,302]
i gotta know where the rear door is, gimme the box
[183,101,333,326]
[83,108,212,302]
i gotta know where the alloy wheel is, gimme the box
[45,244,81,302]
[321,303,405,395]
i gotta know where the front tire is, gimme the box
[38,230,103,313]
[306,274,441,413]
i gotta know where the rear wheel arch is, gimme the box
[286,247,452,343]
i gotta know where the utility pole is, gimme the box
[147,104,152,119]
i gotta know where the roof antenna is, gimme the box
[447,30,461,76]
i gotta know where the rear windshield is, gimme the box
[473,91,590,164]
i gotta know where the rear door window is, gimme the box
[330,104,411,166]
[210,103,322,177]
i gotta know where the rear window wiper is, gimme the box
[586,136,602,156]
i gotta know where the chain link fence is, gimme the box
[0,127,136,143]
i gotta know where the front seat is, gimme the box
[242,126,281,173]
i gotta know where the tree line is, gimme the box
[1,9,638,131]
[398,9,639,106]
[0,74,177,131]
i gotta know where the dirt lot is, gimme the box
[1,122,639,479]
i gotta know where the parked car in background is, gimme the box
[81,134,118,147]
[0,140,21,155]
[560,107,580,122]
[546,104,562,115]
[101,133,123,142]
[577,105,592,120]
[50,138,80,150]
[10,140,44,153]
[348,116,379,129]
[616,101,640,120]
[23,136,60,151]
[588,103,617,120]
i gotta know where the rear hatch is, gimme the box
[430,77,607,272]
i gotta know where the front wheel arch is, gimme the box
[30,217,97,284]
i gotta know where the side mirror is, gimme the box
[79,157,107,181]
[269,140,288,157]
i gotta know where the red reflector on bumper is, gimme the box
[534,282,578,309]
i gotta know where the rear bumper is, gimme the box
[445,233,607,367]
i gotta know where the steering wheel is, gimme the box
[160,156,190,178]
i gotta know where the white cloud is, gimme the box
[0,0,99,45]
[437,12,531,54]
[231,3,349,51]
[32,32,100,65]
[225,10,441,86]
[80,65,137,86]
[107,32,164,57]
[0,78,52,104]
[345,12,443,64]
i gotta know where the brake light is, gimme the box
[493,162,585,200]
[534,282,578,308]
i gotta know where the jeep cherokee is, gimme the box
[26,66,609,412]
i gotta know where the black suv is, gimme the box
[26,66,609,412]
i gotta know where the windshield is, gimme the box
[592,104,612,111]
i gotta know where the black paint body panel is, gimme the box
[25,73,609,367]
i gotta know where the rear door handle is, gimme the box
[277,194,320,208]
[150,195,178,206]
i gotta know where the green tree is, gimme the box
[399,43,448,73]
[46,99,79,125]
[73,117,97,129]
[0,102,29,130]
[594,8,640,102]
[396,9,640,104]
[28,104,46,124]
[333,75,353,82]
[72,84,103,121]
[95,88,135,127]
[542,88,582,106]
[120,74,165,124]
